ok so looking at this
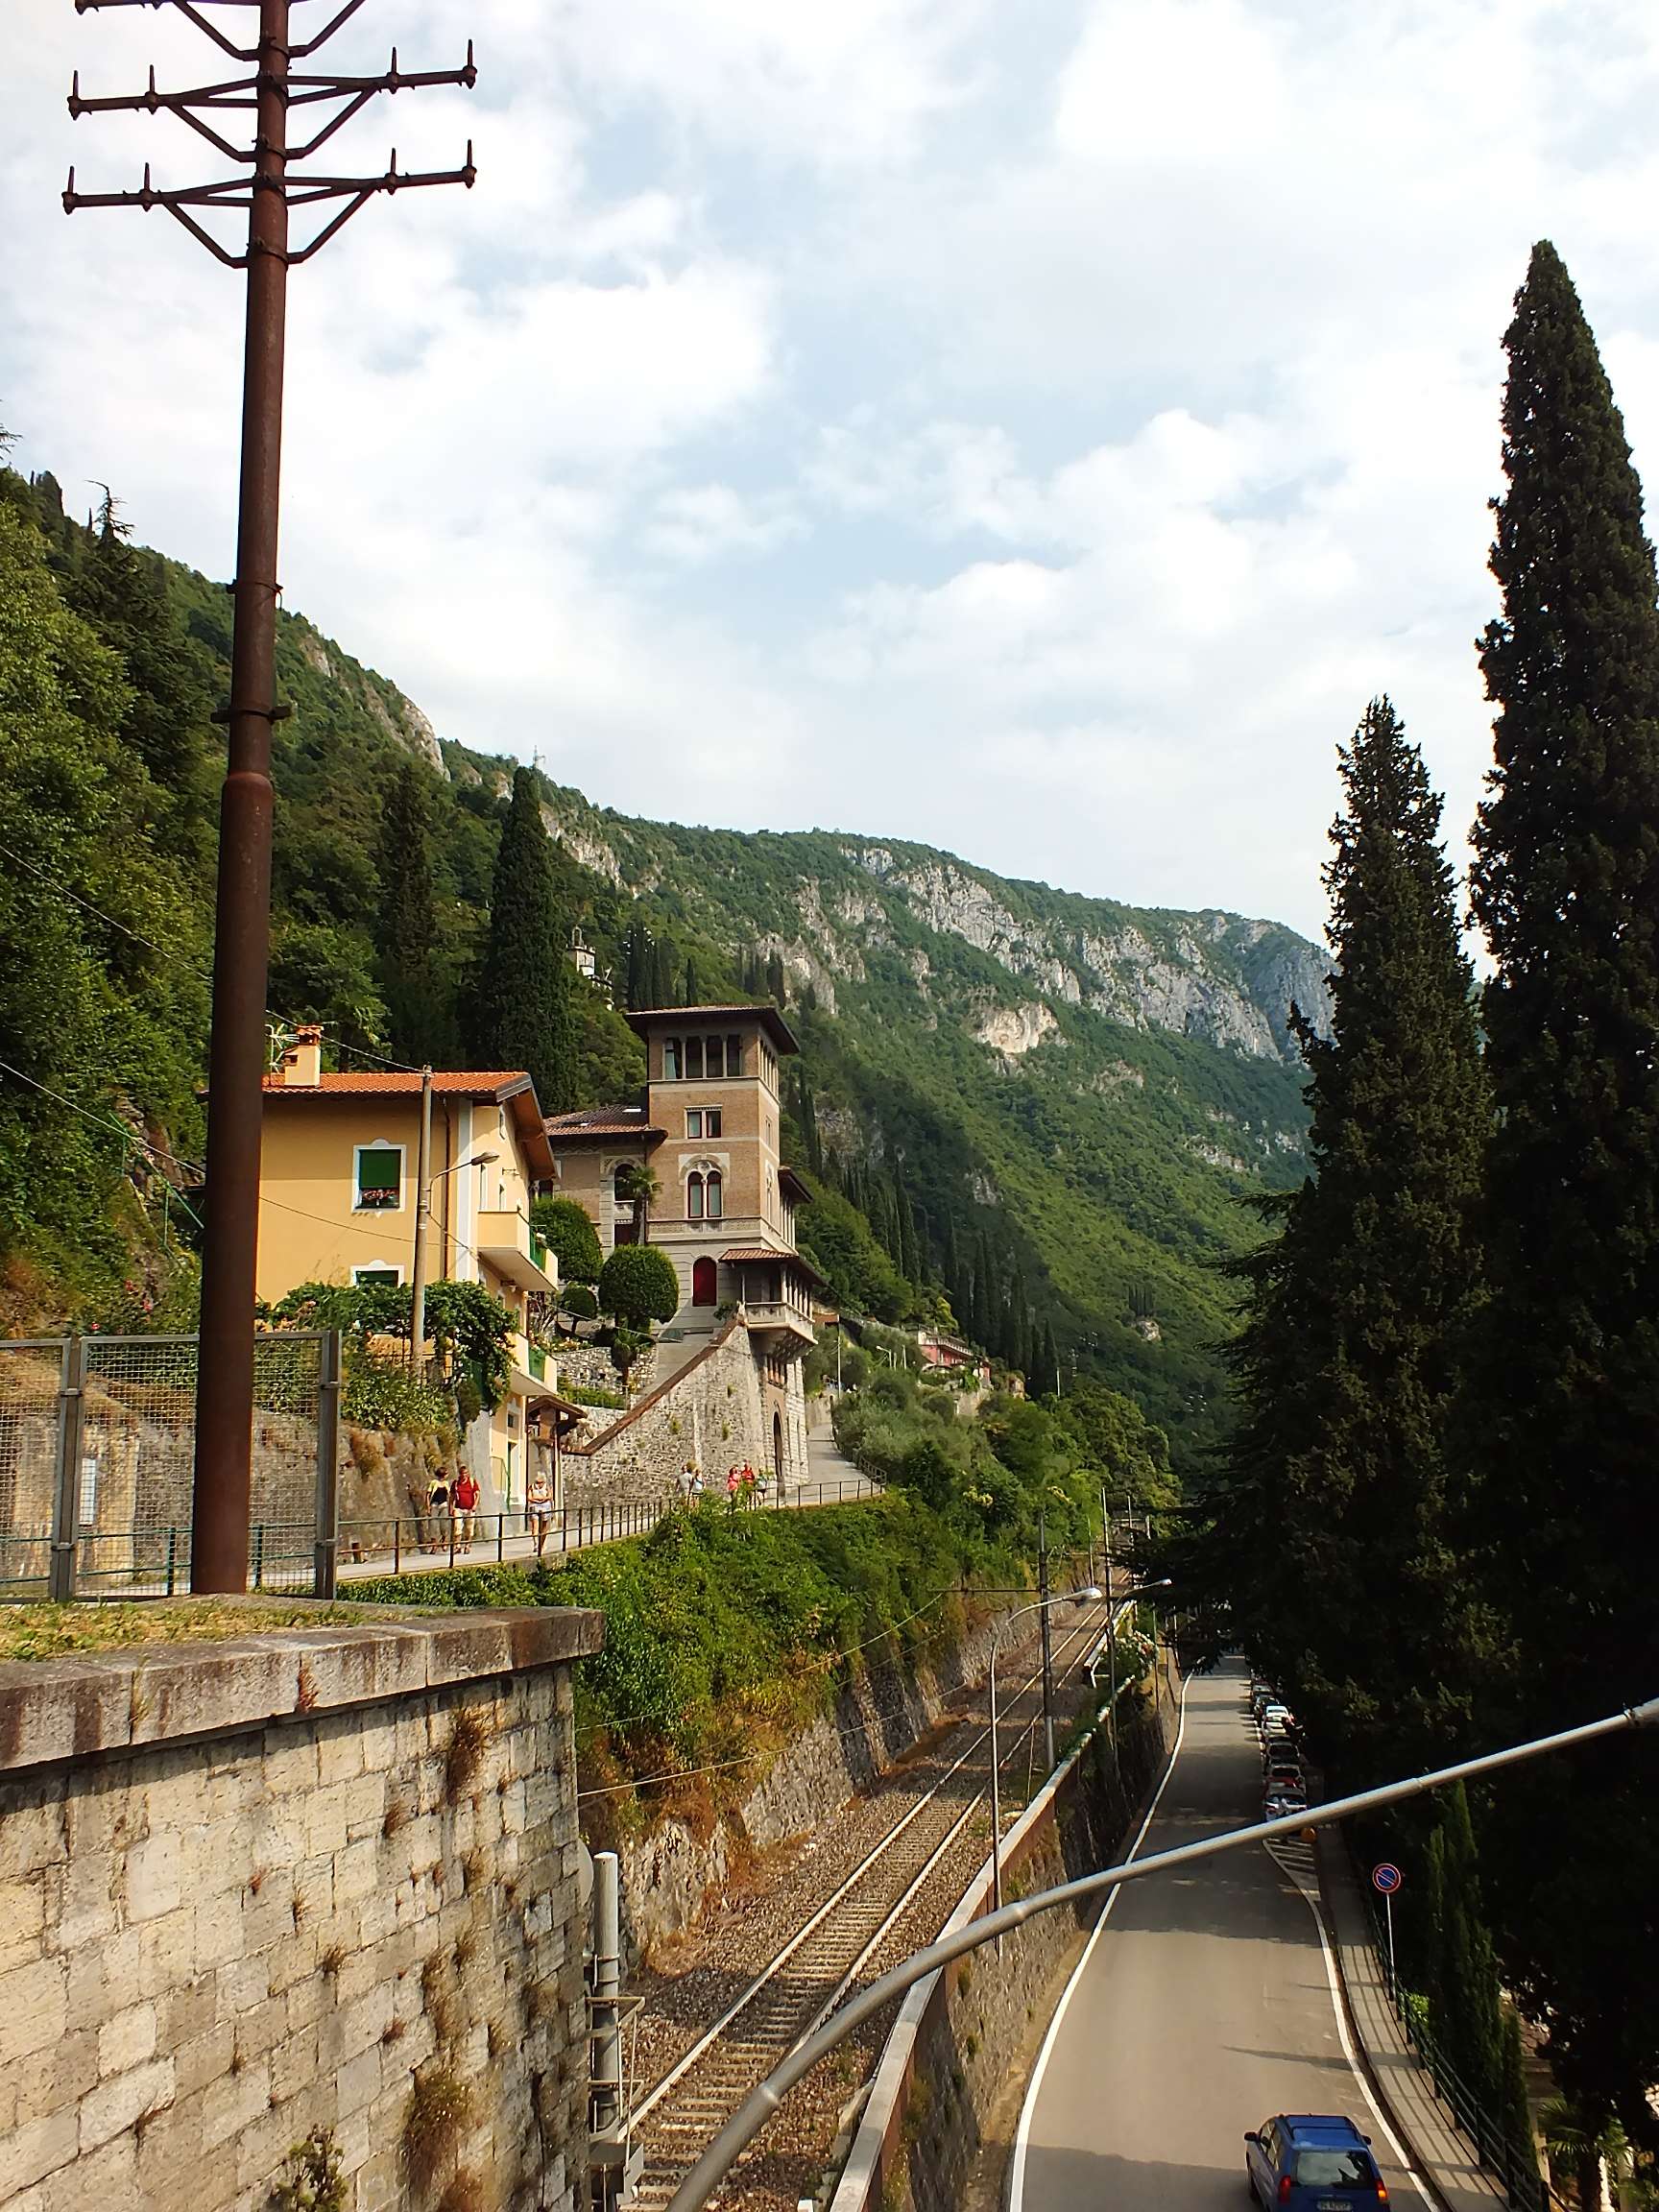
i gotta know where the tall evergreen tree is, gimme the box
[683,953,699,1006]
[1042,1316,1062,1396]
[624,924,648,1012]
[766,950,786,1006]
[1464,242,1659,2138]
[469,767,576,1112]
[1183,700,1487,1776]
[973,1230,996,1349]
[374,760,452,1065]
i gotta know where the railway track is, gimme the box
[624,1594,1114,2211]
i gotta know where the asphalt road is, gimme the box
[1012,1662,1420,2212]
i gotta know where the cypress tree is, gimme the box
[766,950,787,1006]
[1464,242,1659,2131]
[684,953,699,1006]
[1190,700,1487,1773]
[625,924,648,1011]
[652,936,675,1009]
[973,1231,996,1348]
[469,766,576,1111]
[1042,1316,1062,1396]
[374,760,452,1065]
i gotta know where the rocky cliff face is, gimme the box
[539,799,1331,1071]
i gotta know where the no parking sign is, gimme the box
[1372,1863,1403,1986]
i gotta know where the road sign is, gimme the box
[1372,1862,1403,1894]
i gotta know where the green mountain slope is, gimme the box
[0,460,1326,1463]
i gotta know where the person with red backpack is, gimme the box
[451,1467,480,1553]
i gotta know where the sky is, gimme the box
[8,1,1659,945]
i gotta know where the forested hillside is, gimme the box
[0,450,1327,1461]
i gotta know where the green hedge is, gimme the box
[351,1496,1023,1810]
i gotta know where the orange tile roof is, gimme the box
[543,1106,663,1140]
[262,1070,556,1177]
[261,1071,527,1096]
[721,1245,828,1287]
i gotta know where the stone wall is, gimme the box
[829,1665,1179,2212]
[562,1319,767,1508]
[0,1603,603,2212]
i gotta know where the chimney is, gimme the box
[278,1024,325,1088]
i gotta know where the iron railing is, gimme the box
[338,1474,883,1583]
[1362,1877,1553,2212]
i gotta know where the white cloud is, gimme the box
[9,0,1659,947]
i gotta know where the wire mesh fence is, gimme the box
[0,1332,335,1601]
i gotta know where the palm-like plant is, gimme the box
[614,1162,660,1242]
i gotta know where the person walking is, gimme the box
[527,1462,554,1560]
[425,1469,450,1554]
[451,1466,479,1553]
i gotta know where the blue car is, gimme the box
[1245,2114,1387,2209]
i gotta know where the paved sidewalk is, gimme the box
[1314,1829,1506,2212]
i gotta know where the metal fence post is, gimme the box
[48,1335,86,1603]
[165,1527,178,1599]
[252,1524,265,1591]
[314,1329,342,1599]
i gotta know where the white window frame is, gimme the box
[686,1109,703,1140]
[353,1139,406,1213]
[351,1262,404,1287]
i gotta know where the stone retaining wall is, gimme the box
[0,1603,603,2212]
[601,1608,1010,1961]
[562,1320,764,1509]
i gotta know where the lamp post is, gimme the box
[1098,1575,1172,1759]
[989,1585,1103,1938]
[410,1147,498,1374]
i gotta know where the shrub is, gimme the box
[530,1194,602,1286]
[598,1244,680,1330]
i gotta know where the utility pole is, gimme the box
[66,0,476,1592]
[409,1064,433,1374]
[1038,1508,1055,1769]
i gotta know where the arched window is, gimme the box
[705,1168,723,1221]
[686,1171,705,1220]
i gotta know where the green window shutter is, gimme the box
[356,1147,401,1206]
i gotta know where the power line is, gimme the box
[3,834,427,1073]
[0,835,211,980]
[0,1055,204,1178]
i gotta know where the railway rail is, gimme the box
[623,1591,1118,2211]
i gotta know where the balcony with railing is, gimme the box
[476,1210,558,1292]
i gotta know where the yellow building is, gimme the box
[258,1027,565,1511]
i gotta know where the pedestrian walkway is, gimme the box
[1313,1829,1507,2212]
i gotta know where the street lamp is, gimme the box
[1095,1576,1172,1757]
[989,1586,1104,1936]
[411,1147,499,1369]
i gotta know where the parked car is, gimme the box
[1264,1742,1304,1776]
[1246,2114,1386,2208]
[1251,1683,1280,1721]
[1261,1700,1294,1731]
[1263,1787,1309,1821]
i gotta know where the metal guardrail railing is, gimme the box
[1362,1882,1554,2212]
[336,1476,884,1583]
